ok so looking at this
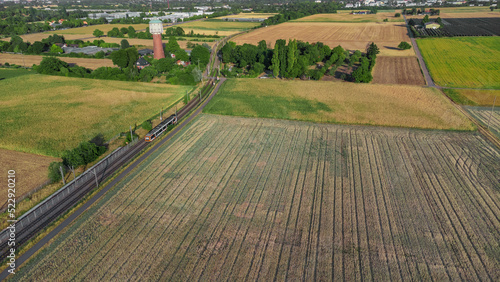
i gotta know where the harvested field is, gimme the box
[0,149,58,209]
[443,89,500,107]
[216,12,277,19]
[233,22,414,56]
[0,53,114,69]
[0,69,190,156]
[372,56,425,85]
[466,106,500,138]
[12,114,500,281]
[0,33,90,44]
[406,6,500,18]
[293,12,404,23]
[175,20,260,36]
[203,79,474,130]
[417,37,500,89]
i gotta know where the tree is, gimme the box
[190,44,210,67]
[276,39,287,78]
[155,57,175,73]
[110,49,128,69]
[48,162,65,183]
[422,15,430,24]
[490,6,495,12]
[398,42,412,50]
[251,62,265,76]
[128,26,136,38]
[120,39,130,49]
[286,39,297,78]
[62,148,83,170]
[366,42,379,60]
[191,67,202,82]
[125,47,139,69]
[35,56,69,74]
[175,49,190,62]
[138,66,158,82]
[30,41,45,54]
[165,36,181,54]
[93,29,104,38]
[395,13,401,17]
[271,42,280,77]
[120,27,128,35]
[221,41,236,63]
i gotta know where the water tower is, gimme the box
[149,18,165,59]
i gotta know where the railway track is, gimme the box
[0,35,227,279]
[0,139,149,262]
[0,78,217,264]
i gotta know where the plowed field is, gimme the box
[233,22,414,56]
[12,115,500,281]
[372,56,425,85]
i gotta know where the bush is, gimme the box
[48,162,66,183]
[395,13,401,17]
[398,41,412,50]
[142,120,153,131]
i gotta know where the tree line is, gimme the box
[32,36,210,85]
[220,39,378,83]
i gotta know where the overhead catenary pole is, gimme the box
[93,168,99,187]
[160,107,163,121]
[59,166,66,185]
[487,95,497,129]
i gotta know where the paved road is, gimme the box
[0,77,226,281]
[403,15,436,87]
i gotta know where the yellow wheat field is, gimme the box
[0,53,115,69]
[205,79,474,130]
[293,12,404,23]
[214,12,277,19]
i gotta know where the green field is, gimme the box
[442,89,500,106]
[203,79,474,130]
[0,69,190,157]
[417,37,500,89]
[11,114,500,281]
[0,67,32,79]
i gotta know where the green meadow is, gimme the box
[0,69,190,157]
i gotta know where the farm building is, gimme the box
[62,46,117,55]
[136,57,150,69]
[138,49,154,56]
[425,22,440,29]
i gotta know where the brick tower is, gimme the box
[149,18,165,59]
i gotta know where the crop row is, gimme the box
[413,17,500,37]
[11,115,500,281]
